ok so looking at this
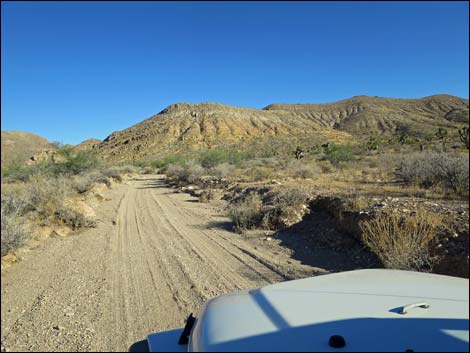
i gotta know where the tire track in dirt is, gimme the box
[1,175,319,352]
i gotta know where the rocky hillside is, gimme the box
[264,94,469,133]
[95,95,468,162]
[74,138,101,152]
[1,131,53,166]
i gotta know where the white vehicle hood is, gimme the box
[189,269,469,352]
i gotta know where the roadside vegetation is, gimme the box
[360,209,444,272]
[148,126,468,275]
[1,146,140,256]
[2,123,468,277]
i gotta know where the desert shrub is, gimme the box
[398,152,469,194]
[89,172,112,187]
[345,196,370,211]
[262,188,310,229]
[318,160,336,173]
[1,192,31,256]
[360,210,443,271]
[72,172,111,193]
[151,154,190,171]
[72,175,95,194]
[287,160,320,179]
[119,165,138,174]
[199,189,215,203]
[365,134,382,151]
[197,148,252,168]
[24,175,72,224]
[142,166,155,174]
[166,164,185,180]
[102,166,125,181]
[209,163,236,178]
[250,166,274,182]
[322,144,355,164]
[228,193,263,233]
[166,160,205,184]
[49,151,99,176]
[56,206,96,229]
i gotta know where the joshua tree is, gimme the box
[435,127,448,150]
[458,127,469,149]
[366,133,382,152]
[294,146,305,159]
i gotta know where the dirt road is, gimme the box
[1,176,320,351]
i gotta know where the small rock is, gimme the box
[265,237,272,241]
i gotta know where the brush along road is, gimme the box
[1,175,319,352]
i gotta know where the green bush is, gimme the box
[197,148,251,168]
[151,154,190,171]
[322,143,355,164]
[52,151,99,176]
[1,163,36,182]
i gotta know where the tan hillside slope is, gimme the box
[74,138,102,152]
[96,95,469,162]
[1,131,53,166]
[97,102,348,161]
[265,94,469,133]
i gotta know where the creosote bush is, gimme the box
[228,193,263,233]
[360,210,444,272]
[322,143,355,165]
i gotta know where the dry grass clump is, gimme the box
[248,166,275,182]
[345,196,371,211]
[102,166,124,182]
[209,163,235,179]
[22,175,96,229]
[228,193,263,233]
[72,172,111,194]
[1,191,30,256]
[142,166,155,174]
[199,189,215,203]
[25,175,72,223]
[398,152,469,194]
[287,159,321,179]
[360,210,444,271]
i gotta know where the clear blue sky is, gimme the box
[1,1,469,144]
